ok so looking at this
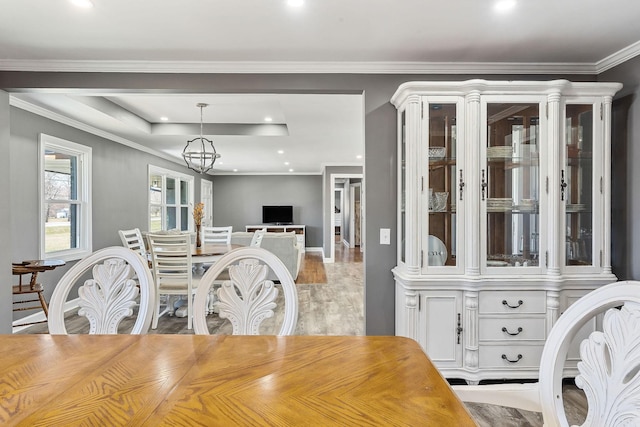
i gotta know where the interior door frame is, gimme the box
[329,173,363,263]
[350,181,362,251]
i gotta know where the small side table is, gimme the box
[12,259,66,327]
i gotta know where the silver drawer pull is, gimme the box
[502,326,523,336]
[501,354,523,363]
[502,299,524,309]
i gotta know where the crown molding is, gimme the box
[10,96,183,167]
[0,59,598,75]
[596,40,640,74]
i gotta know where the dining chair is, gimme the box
[453,280,640,427]
[250,228,267,247]
[147,232,197,330]
[193,247,298,335]
[202,226,233,244]
[118,227,147,259]
[48,246,155,334]
[12,262,57,328]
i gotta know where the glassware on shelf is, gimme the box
[431,192,449,212]
[428,147,446,160]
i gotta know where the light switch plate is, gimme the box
[380,228,391,245]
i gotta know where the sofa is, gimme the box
[230,231,302,281]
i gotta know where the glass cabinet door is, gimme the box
[484,102,541,269]
[564,104,595,267]
[400,109,407,264]
[424,101,460,270]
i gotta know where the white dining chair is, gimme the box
[202,226,233,244]
[48,246,155,335]
[118,227,147,259]
[193,247,298,335]
[250,228,267,247]
[453,280,640,427]
[147,232,197,330]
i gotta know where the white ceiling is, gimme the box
[3,0,640,174]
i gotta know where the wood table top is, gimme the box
[192,243,241,257]
[11,259,66,275]
[0,334,475,426]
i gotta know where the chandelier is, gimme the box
[182,103,221,174]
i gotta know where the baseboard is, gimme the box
[12,298,80,333]
[305,247,323,253]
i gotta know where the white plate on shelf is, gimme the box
[428,235,447,266]
[487,260,509,267]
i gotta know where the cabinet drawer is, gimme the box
[479,317,546,341]
[479,291,546,314]
[478,345,544,368]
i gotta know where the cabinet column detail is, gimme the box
[404,291,419,339]
[405,95,422,274]
[601,96,613,274]
[465,91,481,276]
[546,93,562,276]
[464,292,479,370]
[546,291,560,335]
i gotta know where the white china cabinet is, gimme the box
[391,80,621,383]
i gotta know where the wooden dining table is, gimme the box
[0,334,475,426]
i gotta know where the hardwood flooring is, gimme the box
[19,241,588,425]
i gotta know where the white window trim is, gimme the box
[148,165,195,232]
[39,134,92,261]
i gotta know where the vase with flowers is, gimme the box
[193,202,204,248]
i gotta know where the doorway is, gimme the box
[329,173,363,263]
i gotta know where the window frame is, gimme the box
[148,165,194,232]
[39,134,92,261]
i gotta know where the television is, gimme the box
[262,205,293,225]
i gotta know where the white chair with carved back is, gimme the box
[147,232,197,330]
[453,280,640,427]
[48,246,155,334]
[193,247,298,335]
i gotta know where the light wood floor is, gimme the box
[20,241,587,425]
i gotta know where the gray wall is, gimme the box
[0,71,602,335]
[600,56,640,280]
[212,175,322,247]
[9,107,211,323]
[0,91,11,333]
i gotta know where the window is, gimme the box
[148,165,194,232]
[40,134,92,261]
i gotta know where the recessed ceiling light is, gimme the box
[287,0,303,7]
[160,117,169,121]
[70,0,94,8]
[284,161,290,166]
[233,169,238,172]
[289,168,294,172]
[218,161,224,165]
[494,0,516,12]
[277,150,284,154]
[356,155,363,159]
[264,116,273,122]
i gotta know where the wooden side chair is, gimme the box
[48,247,155,334]
[193,247,298,335]
[453,280,640,427]
[12,263,52,327]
